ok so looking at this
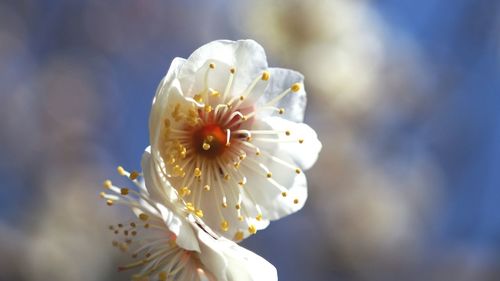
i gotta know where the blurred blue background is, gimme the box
[0,0,499,280]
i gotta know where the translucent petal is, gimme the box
[149,58,186,144]
[178,40,268,97]
[194,222,278,281]
[257,67,306,123]
[262,116,322,170]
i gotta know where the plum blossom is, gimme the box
[147,40,322,240]
[100,164,277,281]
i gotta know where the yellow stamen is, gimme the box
[261,71,270,81]
[234,231,244,241]
[103,180,112,189]
[248,224,257,234]
[221,221,229,232]
[117,166,126,176]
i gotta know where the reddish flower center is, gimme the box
[192,124,228,158]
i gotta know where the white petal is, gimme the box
[258,67,306,123]
[178,40,268,96]
[188,60,233,99]
[141,150,202,252]
[149,78,187,149]
[198,191,270,240]
[262,116,322,170]
[194,222,277,281]
[156,204,201,253]
[141,147,175,203]
[241,154,308,220]
[223,243,278,281]
[149,58,186,144]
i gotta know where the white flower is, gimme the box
[100,165,277,281]
[147,39,322,240]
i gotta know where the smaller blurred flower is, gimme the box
[100,165,277,281]
[148,39,322,240]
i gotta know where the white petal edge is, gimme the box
[262,116,322,170]
[142,149,201,252]
[178,40,268,96]
[257,67,307,123]
[194,220,278,281]
[149,57,186,145]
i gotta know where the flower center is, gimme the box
[192,124,228,158]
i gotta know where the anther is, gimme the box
[120,188,129,195]
[139,213,149,221]
[159,272,168,281]
[291,83,301,92]
[222,202,228,208]
[248,224,257,234]
[180,187,191,197]
[235,204,241,210]
[193,94,203,103]
[293,198,299,204]
[298,139,304,144]
[266,172,272,178]
[221,221,229,232]
[230,67,236,74]
[261,71,270,81]
[278,108,285,114]
[256,214,263,221]
[295,168,301,174]
[234,231,244,241]
[194,168,202,178]
[285,130,291,136]
[117,166,126,176]
[203,185,210,191]
[209,63,215,69]
[106,200,113,206]
[195,209,204,218]
[103,180,112,189]
[210,89,220,97]
[281,191,287,197]
[202,142,211,151]
[129,171,139,180]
